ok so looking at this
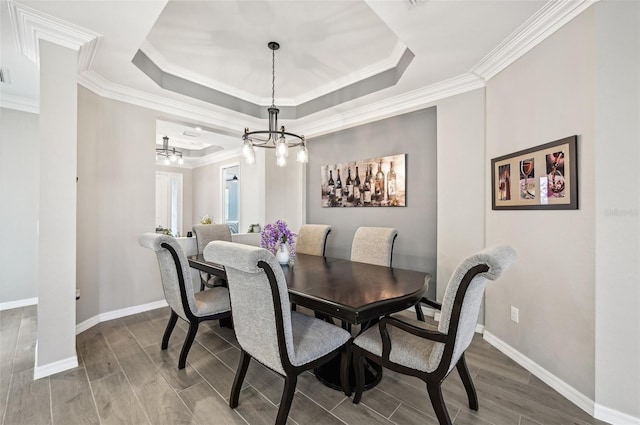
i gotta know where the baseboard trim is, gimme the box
[0,297,38,311]
[594,403,640,425]
[76,299,168,335]
[483,331,595,417]
[33,354,78,380]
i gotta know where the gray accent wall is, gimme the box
[306,108,437,297]
[0,108,39,305]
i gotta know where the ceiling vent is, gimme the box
[182,131,199,138]
[0,68,10,84]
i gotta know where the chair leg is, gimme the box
[178,320,199,369]
[275,375,297,425]
[426,382,452,425]
[415,302,425,322]
[340,346,351,397]
[161,310,178,350]
[456,354,478,410]
[230,351,251,408]
[291,302,297,311]
[352,346,365,404]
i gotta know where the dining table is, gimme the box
[187,252,430,391]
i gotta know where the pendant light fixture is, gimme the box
[156,136,184,165]
[241,42,308,167]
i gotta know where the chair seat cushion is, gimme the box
[353,315,442,373]
[193,287,230,317]
[290,312,351,367]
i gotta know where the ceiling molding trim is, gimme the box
[78,71,260,136]
[471,0,599,81]
[7,0,102,71]
[0,93,39,113]
[187,147,243,169]
[301,73,485,139]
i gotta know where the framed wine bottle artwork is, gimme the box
[321,154,406,208]
[491,136,578,210]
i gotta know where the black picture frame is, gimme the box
[491,136,578,210]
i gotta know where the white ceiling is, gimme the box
[1,0,594,165]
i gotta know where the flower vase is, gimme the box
[276,244,290,265]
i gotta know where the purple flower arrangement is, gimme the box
[261,220,296,256]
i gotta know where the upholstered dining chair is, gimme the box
[192,224,232,291]
[139,233,231,369]
[352,245,517,425]
[350,226,398,267]
[204,240,351,425]
[296,224,332,256]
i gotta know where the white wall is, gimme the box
[436,89,486,305]
[36,40,78,370]
[77,88,163,323]
[484,8,596,399]
[0,108,39,306]
[594,1,640,420]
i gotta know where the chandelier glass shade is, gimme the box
[242,42,308,167]
[156,136,184,165]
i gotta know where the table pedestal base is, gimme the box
[314,356,382,393]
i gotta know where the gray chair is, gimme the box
[352,245,517,425]
[204,240,351,425]
[296,224,332,256]
[192,224,232,291]
[350,226,398,267]
[139,233,231,369]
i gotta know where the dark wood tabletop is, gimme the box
[188,253,429,325]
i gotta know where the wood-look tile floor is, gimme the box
[0,305,609,425]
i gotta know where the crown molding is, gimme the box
[0,93,39,113]
[300,73,485,139]
[7,0,101,71]
[78,71,260,135]
[188,147,243,169]
[471,0,600,81]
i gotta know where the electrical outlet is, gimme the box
[510,306,519,323]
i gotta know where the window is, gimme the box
[156,171,183,236]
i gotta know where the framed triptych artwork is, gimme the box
[491,136,578,210]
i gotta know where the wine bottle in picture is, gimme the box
[353,166,361,204]
[346,167,353,202]
[368,165,375,202]
[328,169,335,197]
[335,169,343,201]
[387,161,397,205]
[363,166,372,204]
[375,160,384,202]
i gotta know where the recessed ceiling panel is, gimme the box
[143,0,401,104]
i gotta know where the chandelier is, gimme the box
[242,42,308,167]
[156,136,184,165]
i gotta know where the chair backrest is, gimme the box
[192,224,232,254]
[204,240,293,375]
[139,233,196,321]
[296,224,332,256]
[431,245,516,374]
[350,227,398,267]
